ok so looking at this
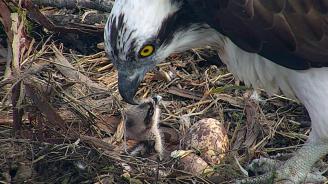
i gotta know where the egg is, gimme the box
[182,118,229,165]
[178,152,212,176]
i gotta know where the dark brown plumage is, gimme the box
[187,0,328,69]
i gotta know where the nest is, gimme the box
[0,1,319,183]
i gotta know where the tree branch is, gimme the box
[31,0,114,12]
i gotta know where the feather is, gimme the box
[186,0,328,69]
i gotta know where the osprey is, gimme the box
[104,0,328,183]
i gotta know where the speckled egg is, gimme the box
[178,153,212,176]
[182,118,229,165]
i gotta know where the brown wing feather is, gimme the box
[187,0,328,69]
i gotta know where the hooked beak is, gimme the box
[118,70,145,105]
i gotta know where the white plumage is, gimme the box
[220,38,328,143]
[105,0,182,61]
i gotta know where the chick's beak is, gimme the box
[118,70,145,105]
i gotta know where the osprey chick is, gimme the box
[124,96,163,160]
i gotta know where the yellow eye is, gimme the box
[139,45,155,58]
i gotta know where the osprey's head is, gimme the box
[104,0,220,104]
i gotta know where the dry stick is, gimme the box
[24,1,102,35]
[51,44,108,93]
[31,0,114,12]
[9,13,27,134]
[79,135,114,151]
[11,82,23,134]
